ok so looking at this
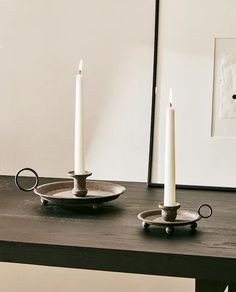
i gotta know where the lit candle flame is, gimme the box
[169,88,173,107]
[78,59,83,75]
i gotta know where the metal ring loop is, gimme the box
[198,204,213,219]
[15,168,39,192]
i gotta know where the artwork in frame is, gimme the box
[148,0,236,190]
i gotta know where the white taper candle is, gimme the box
[164,89,176,206]
[74,59,85,174]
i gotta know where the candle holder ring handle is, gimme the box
[198,204,213,219]
[15,168,39,192]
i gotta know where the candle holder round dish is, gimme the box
[15,168,126,209]
[138,203,212,235]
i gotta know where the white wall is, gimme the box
[0,0,193,291]
[0,0,154,182]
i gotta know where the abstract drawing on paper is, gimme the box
[212,39,236,137]
[218,53,236,119]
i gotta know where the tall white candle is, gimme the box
[164,89,176,206]
[74,59,85,174]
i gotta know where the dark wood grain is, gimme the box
[0,176,235,283]
[195,279,228,292]
[229,282,236,292]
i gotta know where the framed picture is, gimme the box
[148,0,236,190]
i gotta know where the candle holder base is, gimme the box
[158,202,181,222]
[15,168,126,209]
[68,171,92,197]
[137,204,212,235]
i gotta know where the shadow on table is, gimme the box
[33,203,124,219]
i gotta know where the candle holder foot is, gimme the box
[158,203,181,222]
[93,204,102,210]
[68,171,92,197]
[166,226,174,235]
[40,198,48,206]
[142,222,150,229]
[191,222,198,229]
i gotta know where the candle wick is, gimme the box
[170,102,172,107]
[78,59,83,75]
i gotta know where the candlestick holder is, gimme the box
[138,203,212,235]
[15,168,126,209]
[68,171,92,197]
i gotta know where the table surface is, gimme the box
[0,176,235,282]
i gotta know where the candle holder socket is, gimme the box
[158,203,181,222]
[68,171,92,197]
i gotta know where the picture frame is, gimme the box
[148,0,236,191]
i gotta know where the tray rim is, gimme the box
[32,180,126,207]
[34,180,126,199]
[137,209,201,226]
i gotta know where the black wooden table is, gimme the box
[0,176,235,292]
